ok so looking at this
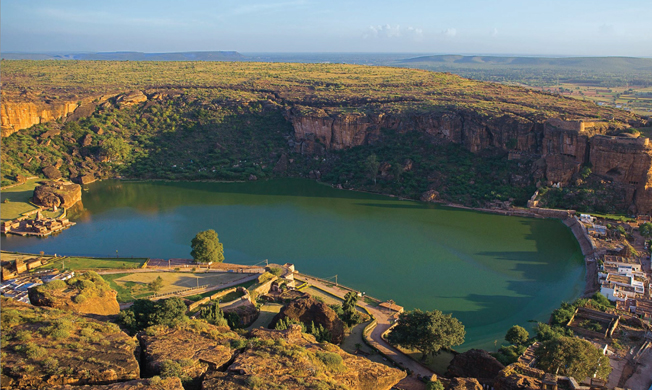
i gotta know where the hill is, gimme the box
[1,60,651,214]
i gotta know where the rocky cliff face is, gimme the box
[1,93,110,137]
[446,349,505,383]
[289,108,652,213]
[288,107,542,155]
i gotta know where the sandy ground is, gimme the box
[111,271,245,295]
[625,348,652,390]
[246,303,283,330]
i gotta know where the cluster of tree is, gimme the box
[493,325,531,365]
[148,276,164,293]
[329,292,365,328]
[387,309,465,359]
[117,297,188,333]
[274,317,332,343]
[191,229,225,263]
[200,300,240,329]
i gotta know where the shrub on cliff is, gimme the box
[191,229,224,263]
[118,297,188,333]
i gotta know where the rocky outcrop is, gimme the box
[271,296,346,344]
[33,181,82,208]
[42,165,63,179]
[446,349,505,383]
[203,325,406,390]
[448,378,484,390]
[493,363,548,390]
[138,322,239,380]
[49,378,184,390]
[29,274,121,316]
[117,91,148,107]
[0,298,139,389]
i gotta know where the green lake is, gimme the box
[1,179,585,350]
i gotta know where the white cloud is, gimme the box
[363,24,423,41]
[443,28,457,37]
[491,28,498,37]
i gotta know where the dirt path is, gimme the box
[297,273,436,378]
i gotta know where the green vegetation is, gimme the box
[493,325,531,365]
[274,317,332,343]
[387,309,465,359]
[42,256,146,271]
[117,297,188,334]
[34,271,113,303]
[639,222,652,237]
[534,336,611,381]
[191,229,224,263]
[0,179,41,220]
[148,276,164,292]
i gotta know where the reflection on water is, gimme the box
[1,179,585,350]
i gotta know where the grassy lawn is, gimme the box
[1,179,42,221]
[45,256,147,271]
[589,212,635,223]
[246,303,283,330]
[105,272,248,302]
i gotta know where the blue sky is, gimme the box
[2,0,651,56]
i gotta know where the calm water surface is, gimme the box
[1,179,584,350]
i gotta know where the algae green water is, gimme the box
[1,179,584,350]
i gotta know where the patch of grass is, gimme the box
[0,179,41,221]
[44,257,147,271]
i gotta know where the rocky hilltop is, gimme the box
[28,272,121,315]
[2,60,650,213]
[0,298,140,389]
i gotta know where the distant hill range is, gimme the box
[1,51,245,61]
[399,55,652,71]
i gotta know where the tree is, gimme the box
[190,229,224,263]
[364,154,380,184]
[200,300,228,327]
[505,325,530,346]
[387,309,465,359]
[639,222,652,238]
[148,276,164,292]
[535,336,611,381]
[118,297,188,333]
[341,291,359,326]
[100,137,131,161]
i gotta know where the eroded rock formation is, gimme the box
[446,349,505,383]
[203,325,406,390]
[33,181,82,209]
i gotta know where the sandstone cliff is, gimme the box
[0,298,139,389]
[446,349,505,383]
[49,378,184,390]
[1,93,110,137]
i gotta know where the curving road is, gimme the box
[296,273,436,378]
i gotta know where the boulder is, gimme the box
[138,321,239,381]
[273,153,289,173]
[81,133,93,147]
[33,181,82,208]
[42,165,62,179]
[116,91,147,107]
[446,349,505,382]
[76,174,96,185]
[270,296,345,344]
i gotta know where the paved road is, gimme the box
[296,273,435,378]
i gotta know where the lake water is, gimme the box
[1,179,585,350]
